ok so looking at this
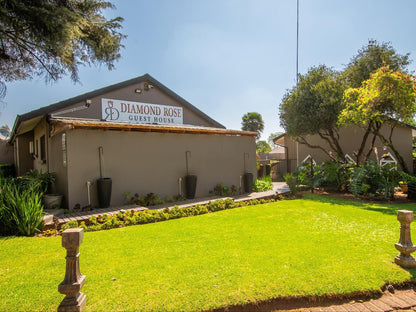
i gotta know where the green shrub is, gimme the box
[0,182,44,236]
[253,176,273,192]
[350,161,401,200]
[284,173,298,196]
[317,161,353,191]
[61,220,78,231]
[44,197,281,236]
[16,170,53,194]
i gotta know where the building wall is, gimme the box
[64,129,256,209]
[53,81,216,127]
[295,124,413,172]
[0,140,14,164]
[15,131,33,176]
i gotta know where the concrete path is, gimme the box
[53,182,290,226]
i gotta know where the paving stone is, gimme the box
[402,291,416,304]
[370,299,394,311]
[330,305,350,311]
[390,295,413,309]
[398,292,416,306]
[350,302,373,311]
[363,301,385,312]
[380,297,404,309]
[341,303,362,312]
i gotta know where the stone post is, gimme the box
[395,210,416,268]
[58,228,86,312]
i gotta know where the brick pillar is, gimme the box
[395,210,416,268]
[58,228,86,312]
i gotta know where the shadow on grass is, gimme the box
[301,193,416,216]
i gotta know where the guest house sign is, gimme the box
[101,98,183,125]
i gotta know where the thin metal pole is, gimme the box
[295,0,300,167]
[98,146,103,179]
[296,0,299,84]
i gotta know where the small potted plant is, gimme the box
[399,181,408,194]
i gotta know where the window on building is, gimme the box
[40,135,46,163]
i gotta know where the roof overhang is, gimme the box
[49,117,257,137]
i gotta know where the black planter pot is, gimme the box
[185,175,197,199]
[243,173,253,193]
[97,177,112,208]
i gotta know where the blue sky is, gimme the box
[2,0,416,142]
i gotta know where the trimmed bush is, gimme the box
[51,197,278,236]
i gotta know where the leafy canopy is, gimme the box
[340,66,416,126]
[256,140,272,153]
[280,65,344,137]
[0,0,125,97]
[241,112,264,139]
[343,40,410,88]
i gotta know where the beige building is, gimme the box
[10,74,257,209]
[274,123,415,175]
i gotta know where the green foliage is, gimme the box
[61,220,79,231]
[0,181,44,236]
[341,66,416,126]
[284,173,298,196]
[340,66,416,171]
[212,183,239,196]
[280,41,412,164]
[279,65,345,160]
[15,170,53,194]
[315,161,353,191]
[123,192,166,206]
[350,161,401,200]
[256,140,272,153]
[253,176,273,192]
[53,197,278,235]
[241,112,264,139]
[343,40,410,88]
[0,0,125,97]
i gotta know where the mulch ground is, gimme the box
[302,188,414,204]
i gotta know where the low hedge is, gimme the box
[45,197,280,235]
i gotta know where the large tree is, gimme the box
[0,0,125,97]
[279,41,412,165]
[256,140,272,153]
[241,112,264,139]
[343,40,410,88]
[340,66,416,172]
[279,65,345,160]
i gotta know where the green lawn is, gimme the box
[1,194,416,311]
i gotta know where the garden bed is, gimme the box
[307,188,412,204]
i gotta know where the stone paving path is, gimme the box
[54,182,289,226]
[307,290,416,312]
